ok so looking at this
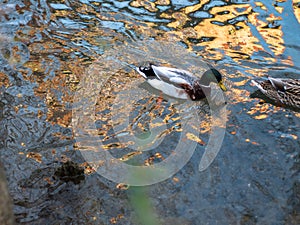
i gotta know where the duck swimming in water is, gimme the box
[136,64,227,101]
[252,77,300,108]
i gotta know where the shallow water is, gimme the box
[0,0,300,224]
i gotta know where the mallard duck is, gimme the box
[136,64,227,100]
[252,77,300,108]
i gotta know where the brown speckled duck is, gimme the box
[252,77,300,108]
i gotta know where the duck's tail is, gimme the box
[251,79,267,94]
[136,65,157,79]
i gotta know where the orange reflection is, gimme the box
[130,0,157,12]
[293,0,300,23]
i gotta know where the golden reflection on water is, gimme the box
[131,0,158,12]
[135,1,296,62]
[294,0,300,21]
[30,0,298,68]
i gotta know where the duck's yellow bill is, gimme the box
[218,81,227,91]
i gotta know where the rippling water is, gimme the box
[0,0,300,224]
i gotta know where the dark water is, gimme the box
[0,0,300,224]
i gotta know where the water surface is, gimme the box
[0,0,300,224]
